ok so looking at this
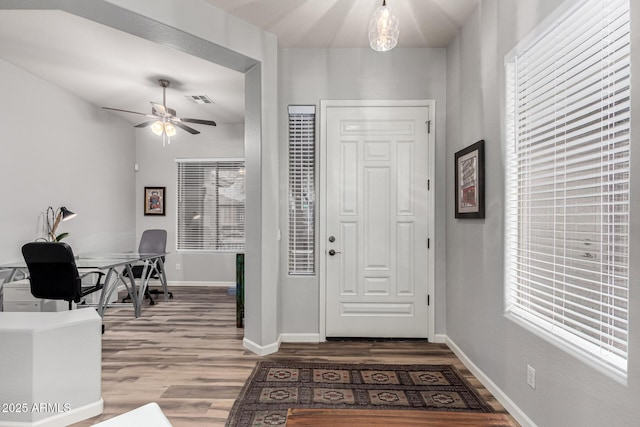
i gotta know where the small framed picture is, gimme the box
[144,187,166,216]
[455,140,485,219]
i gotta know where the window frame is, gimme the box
[503,0,631,380]
[176,158,246,253]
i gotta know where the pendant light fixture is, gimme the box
[368,0,399,52]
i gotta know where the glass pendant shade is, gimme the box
[164,122,177,137]
[151,120,177,138]
[368,0,399,52]
[151,121,164,136]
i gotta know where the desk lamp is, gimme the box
[46,206,77,241]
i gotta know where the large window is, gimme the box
[176,159,245,252]
[504,0,630,378]
[288,105,316,275]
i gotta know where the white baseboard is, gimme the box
[116,281,232,292]
[433,333,447,343]
[445,337,537,427]
[243,336,281,356]
[280,333,321,343]
[243,334,319,356]
[166,281,234,287]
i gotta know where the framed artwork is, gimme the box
[455,140,485,219]
[144,187,166,216]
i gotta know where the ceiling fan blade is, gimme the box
[102,107,149,116]
[151,102,167,115]
[180,117,217,126]
[134,121,154,128]
[174,122,200,135]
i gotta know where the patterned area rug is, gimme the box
[226,361,494,427]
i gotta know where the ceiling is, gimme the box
[0,2,478,126]
[0,10,245,125]
[203,0,479,48]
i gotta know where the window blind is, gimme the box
[288,105,316,275]
[176,159,245,252]
[504,0,630,377]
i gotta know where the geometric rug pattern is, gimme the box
[225,361,494,427]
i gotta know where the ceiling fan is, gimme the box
[102,79,217,145]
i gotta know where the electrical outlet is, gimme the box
[527,365,536,389]
[175,263,181,271]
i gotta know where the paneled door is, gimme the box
[324,103,431,338]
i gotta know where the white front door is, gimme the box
[323,102,432,338]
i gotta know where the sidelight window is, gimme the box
[288,105,316,275]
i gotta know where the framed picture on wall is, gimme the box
[144,187,166,216]
[455,140,485,219]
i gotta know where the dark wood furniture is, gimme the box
[285,408,519,427]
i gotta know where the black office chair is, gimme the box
[21,242,105,310]
[121,229,172,305]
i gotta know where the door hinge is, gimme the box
[427,179,430,191]
[427,120,432,134]
[427,238,430,249]
[427,294,430,306]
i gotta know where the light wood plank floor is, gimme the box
[72,286,517,427]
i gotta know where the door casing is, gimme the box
[319,99,436,342]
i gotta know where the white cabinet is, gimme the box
[0,310,104,426]
[2,280,70,312]
[4,300,42,312]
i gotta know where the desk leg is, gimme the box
[123,263,144,318]
[157,258,169,302]
[8,269,16,282]
[1,267,28,284]
[97,269,116,317]
[137,261,154,317]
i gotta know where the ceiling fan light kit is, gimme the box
[102,79,217,146]
[369,0,399,52]
[151,120,177,138]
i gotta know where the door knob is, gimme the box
[328,236,336,242]
[328,249,341,256]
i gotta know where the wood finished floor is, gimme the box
[72,286,517,427]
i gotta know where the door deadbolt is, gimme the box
[328,236,336,242]
[328,249,341,256]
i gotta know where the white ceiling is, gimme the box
[0,2,478,126]
[0,10,245,125]
[203,0,479,48]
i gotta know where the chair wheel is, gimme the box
[149,299,155,306]
[169,292,174,299]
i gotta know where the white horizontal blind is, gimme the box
[505,0,630,376]
[176,159,245,252]
[288,105,316,275]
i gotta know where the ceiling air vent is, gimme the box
[185,95,214,104]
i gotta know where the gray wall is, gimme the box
[134,123,244,283]
[278,48,448,336]
[103,0,281,350]
[445,0,640,426]
[0,58,136,263]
